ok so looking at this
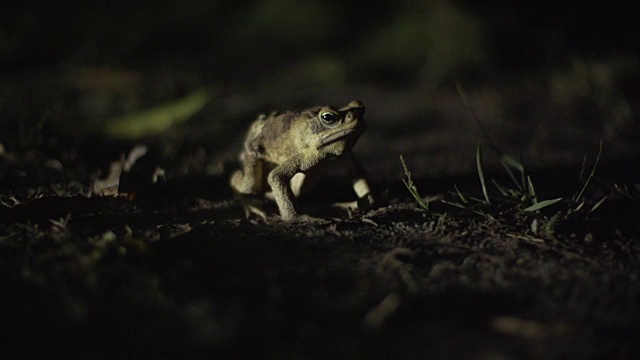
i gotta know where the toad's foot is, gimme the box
[333,194,375,211]
[234,193,268,221]
[245,203,268,221]
[285,214,331,224]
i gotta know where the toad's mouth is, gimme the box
[317,127,362,148]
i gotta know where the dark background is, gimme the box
[3,1,639,84]
[2,1,639,171]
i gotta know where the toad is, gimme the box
[230,100,373,221]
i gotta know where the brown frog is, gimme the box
[230,100,373,221]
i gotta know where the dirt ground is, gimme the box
[2,71,640,359]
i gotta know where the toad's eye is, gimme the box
[320,112,337,125]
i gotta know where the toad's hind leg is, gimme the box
[230,154,263,194]
[333,152,374,210]
[231,155,269,220]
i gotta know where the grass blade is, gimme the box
[476,143,491,205]
[492,179,509,196]
[590,196,608,213]
[575,140,603,203]
[441,200,469,210]
[457,83,525,191]
[579,154,588,181]
[400,155,428,210]
[527,175,538,204]
[499,158,523,191]
[441,200,493,219]
[454,184,468,204]
[523,198,563,212]
[500,154,525,173]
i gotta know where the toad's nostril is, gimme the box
[348,100,363,108]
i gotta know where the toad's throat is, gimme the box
[317,128,361,148]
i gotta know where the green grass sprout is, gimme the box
[454,184,469,204]
[575,140,603,203]
[457,83,527,191]
[491,179,510,197]
[476,142,491,204]
[456,84,566,213]
[523,198,563,212]
[590,195,608,213]
[527,175,538,204]
[499,153,525,191]
[400,155,429,210]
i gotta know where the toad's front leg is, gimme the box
[332,152,374,211]
[267,157,303,221]
[343,152,375,209]
[267,158,329,223]
[347,153,374,205]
